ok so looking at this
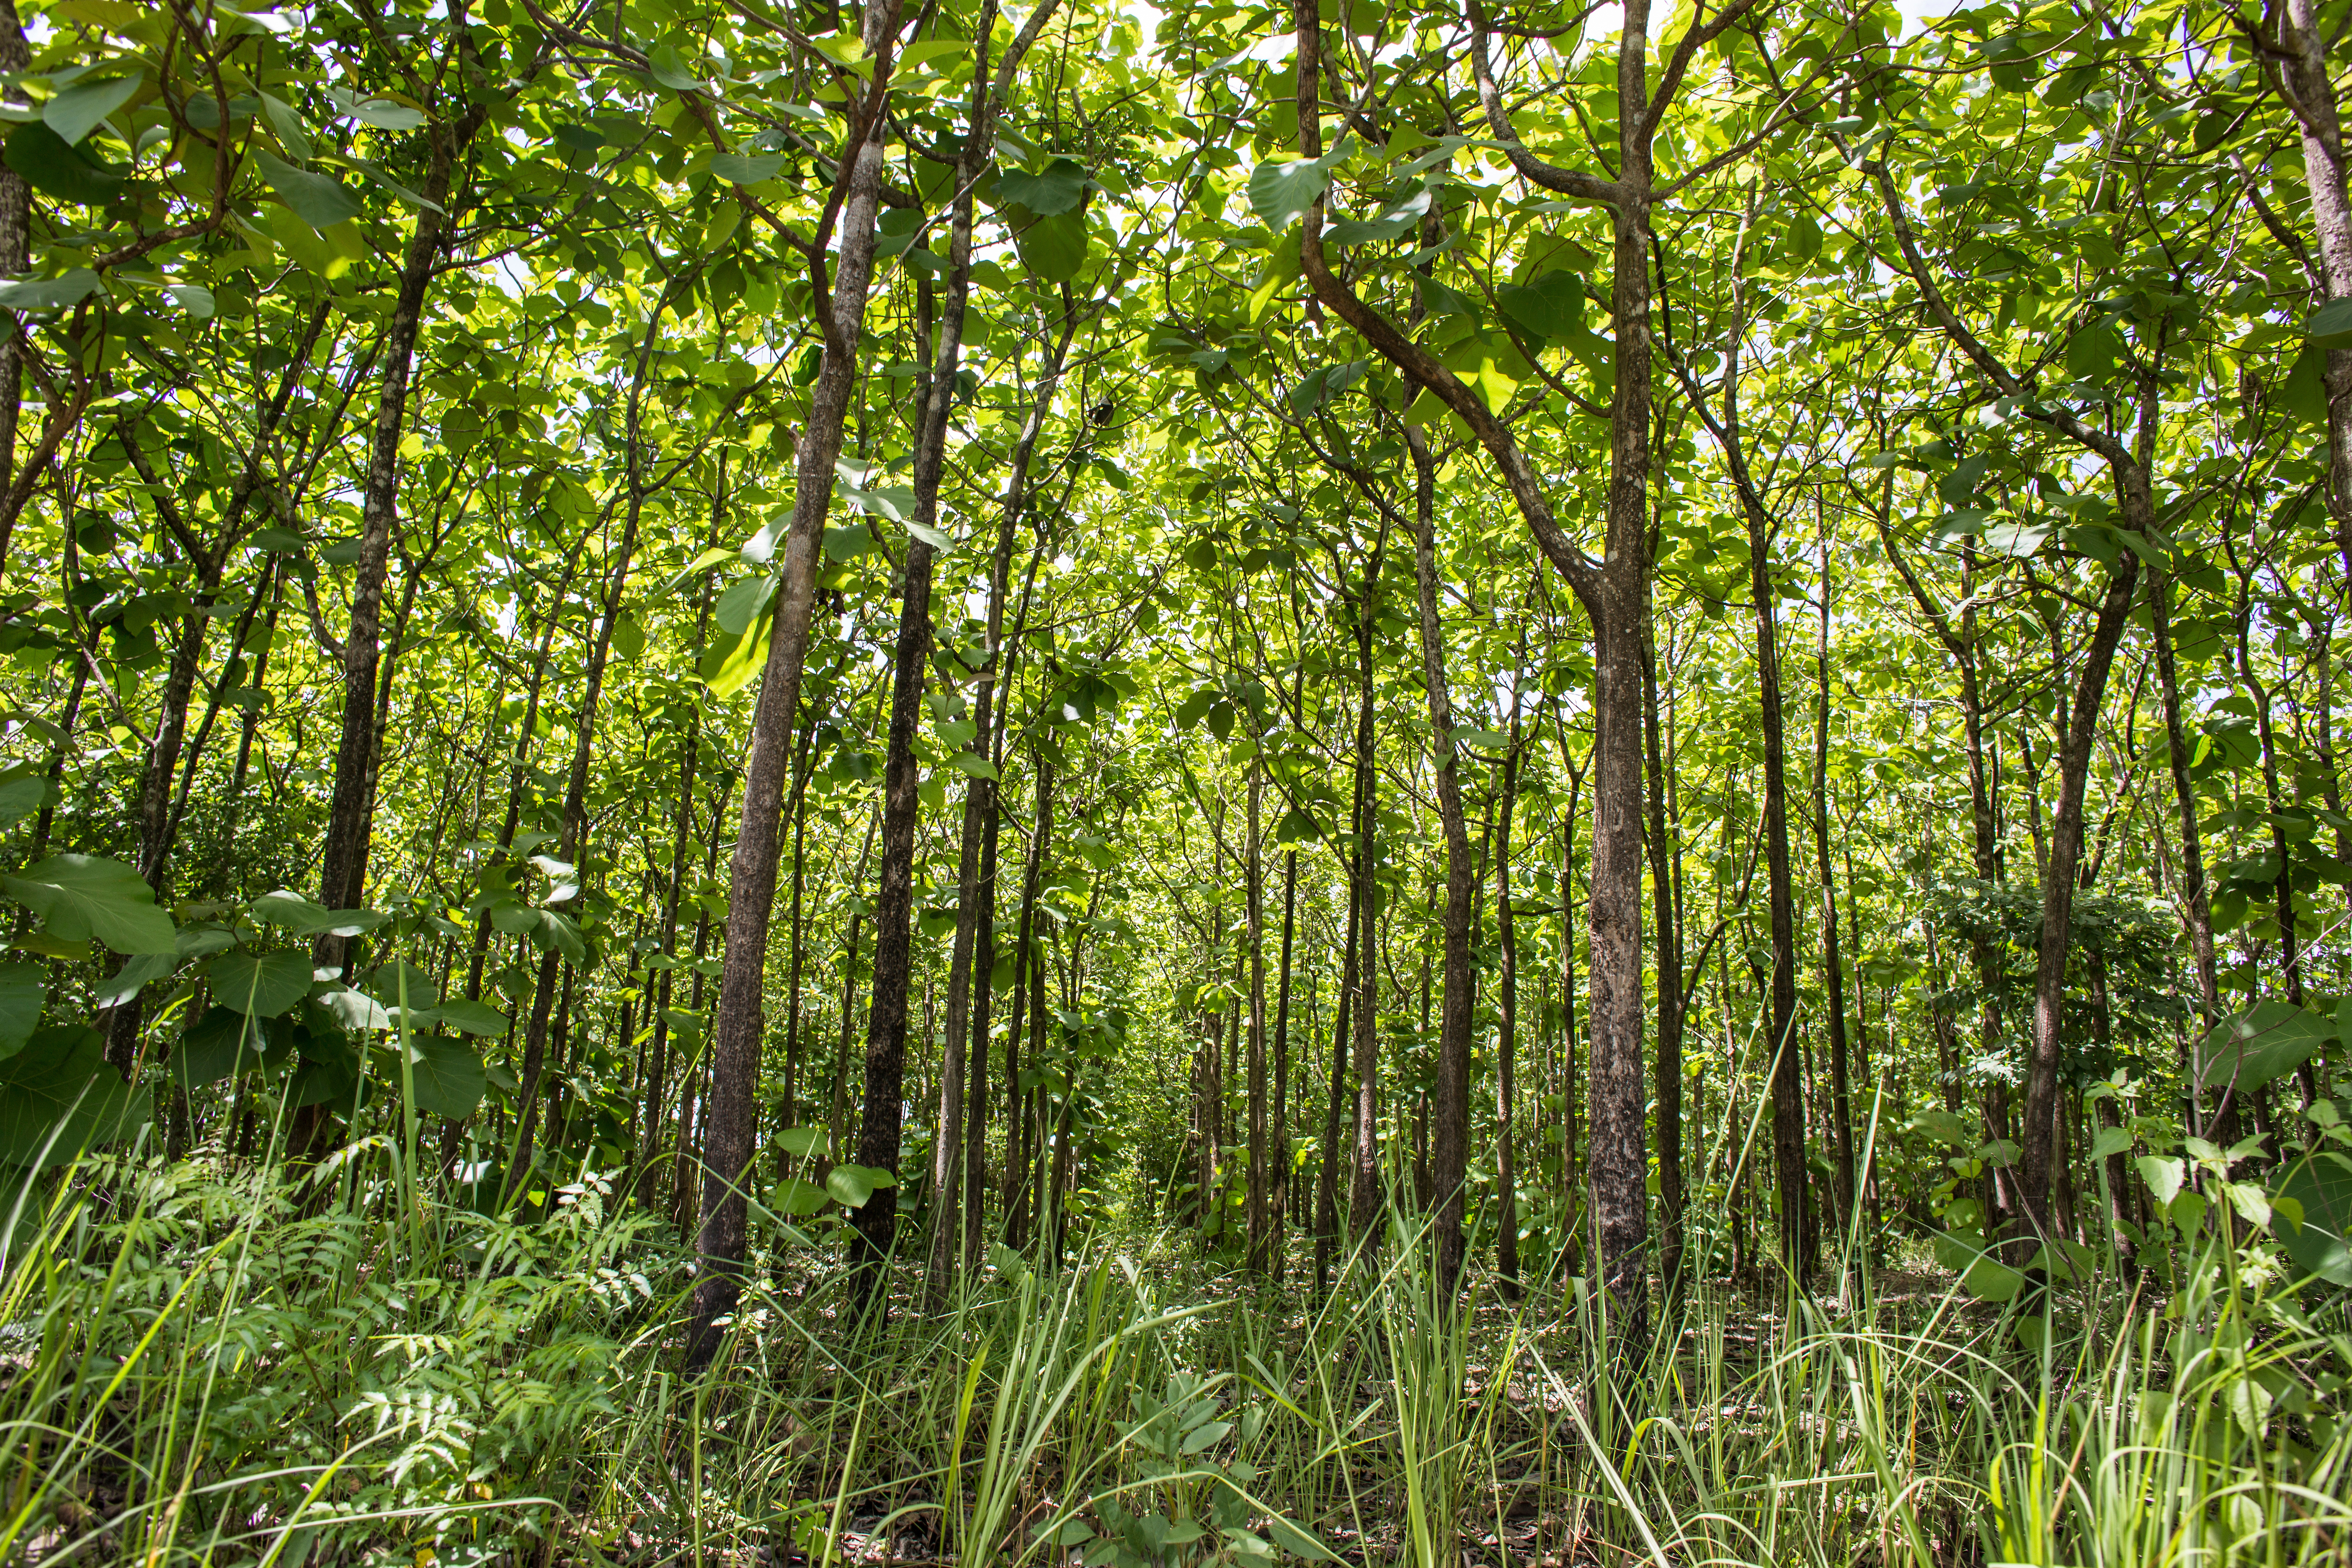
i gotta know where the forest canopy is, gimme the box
[6,0,2352,1562]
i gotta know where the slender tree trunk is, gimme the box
[853,300,946,1306]
[1272,844,1297,1279]
[1296,0,1655,1337]
[691,1,903,1371]
[1246,761,1271,1275]
[511,387,658,1200]
[2272,0,2352,573]
[1814,526,1855,1253]
[636,579,715,1211]
[1316,838,1359,1287]
[1495,648,1525,1299]
[1347,542,1386,1243]
[2019,555,2142,1253]
[1641,618,1691,1288]
[1003,758,1054,1241]
[315,103,484,962]
[1729,467,1804,1281]
[2150,571,2224,1137]
[0,0,29,509]
[1401,429,1474,1294]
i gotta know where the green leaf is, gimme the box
[288,1046,366,1110]
[1178,1420,1231,1454]
[710,150,786,184]
[951,753,999,780]
[250,890,384,938]
[0,1026,148,1169]
[3,854,174,954]
[2277,1149,2352,1285]
[531,910,587,964]
[169,1006,279,1086]
[1960,1253,2025,1302]
[770,1175,829,1216]
[2,122,123,204]
[210,950,314,1018]
[1324,183,1430,246]
[647,43,709,92]
[327,86,426,130]
[1248,157,1329,232]
[1013,208,1087,282]
[260,92,311,161]
[0,268,98,312]
[402,1034,485,1118]
[0,777,42,830]
[2137,1154,2184,1208]
[714,573,779,637]
[2195,999,2330,1098]
[2304,296,2352,346]
[96,949,177,1007]
[779,1125,829,1158]
[2289,341,2337,433]
[434,997,510,1036]
[1260,1512,1339,1561]
[255,148,365,231]
[998,156,1088,217]
[1496,271,1585,342]
[826,1162,896,1208]
[42,74,140,147]
[0,962,41,1059]
[2065,319,2121,380]
[2088,1124,2134,1162]
[364,960,438,1008]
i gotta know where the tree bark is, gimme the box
[2018,558,2142,1253]
[1298,0,1664,1337]
[316,100,486,959]
[690,0,902,1372]
[1495,643,1525,1299]
[1401,428,1475,1295]
[2268,0,2352,570]
[0,0,29,505]
[1813,526,1855,1252]
[1346,540,1386,1243]
[1641,617,1691,1288]
[1246,760,1271,1275]
[2149,571,2222,1124]
[1316,821,1360,1286]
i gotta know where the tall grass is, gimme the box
[6,1126,2350,1566]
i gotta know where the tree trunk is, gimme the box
[510,358,659,1200]
[1641,618,1690,1288]
[690,2,901,1372]
[1316,833,1360,1287]
[315,103,484,961]
[852,505,932,1303]
[1403,428,1475,1296]
[1004,757,1054,1241]
[1814,526,1855,1252]
[1246,760,1271,1275]
[0,0,29,504]
[1347,540,1386,1243]
[2018,555,2142,1253]
[1296,0,1655,1336]
[1272,844,1298,1280]
[1728,441,1804,1282]
[1495,643,1525,1299]
[2271,0,2352,573]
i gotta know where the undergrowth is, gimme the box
[5,1132,2351,1568]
